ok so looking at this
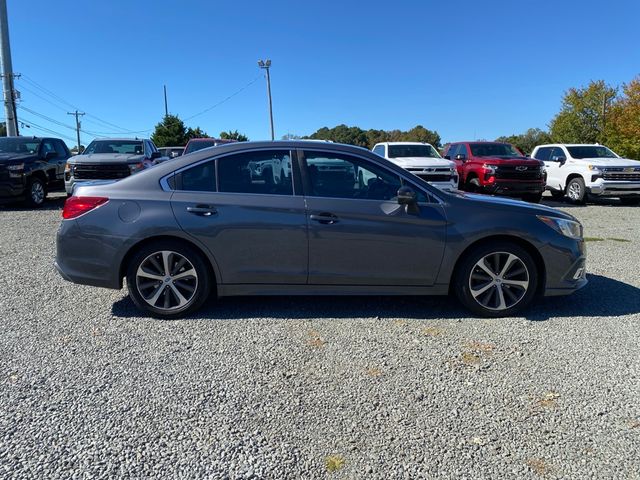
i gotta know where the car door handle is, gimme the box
[310,213,339,224]
[186,205,217,217]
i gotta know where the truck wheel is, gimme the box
[566,177,587,205]
[25,177,47,208]
[454,242,538,318]
[466,177,481,193]
[126,240,212,319]
[521,193,542,203]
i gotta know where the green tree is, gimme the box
[151,114,188,147]
[186,127,209,140]
[495,128,552,156]
[220,130,249,142]
[607,76,640,160]
[549,80,617,144]
[305,124,441,149]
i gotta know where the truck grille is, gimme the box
[602,172,640,181]
[406,168,453,183]
[495,166,544,180]
[74,164,130,180]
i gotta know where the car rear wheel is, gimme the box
[454,242,538,317]
[126,241,212,319]
[25,177,47,208]
[566,177,587,205]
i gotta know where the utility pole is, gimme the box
[258,59,274,141]
[67,110,85,152]
[0,0,18,136]
[163,85,168,117]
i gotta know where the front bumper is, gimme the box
[485,180,545,195]
[587,180,640,197]
[541,237,588,296]
[0,174,27,203]
[428,179,458,191]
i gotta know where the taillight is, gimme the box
[62,196,109,219]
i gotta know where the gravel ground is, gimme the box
[1,192,639,479]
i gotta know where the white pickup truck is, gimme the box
[372,142,458,191]
[531,144,640,205]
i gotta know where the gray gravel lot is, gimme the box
[1,192,639,479]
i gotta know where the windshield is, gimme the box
[388,144,441,158]
[469,143,522,158]
[0,137,41,154]
[185,140,220,154]
[84,140,144,155]
[566,145,618,159]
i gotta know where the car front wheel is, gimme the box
[566,177,587,205]
[25,177,47,208]
[454,242,538,317]
[126,241,212,319]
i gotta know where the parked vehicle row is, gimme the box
[0,136,71,207]
[56,140,588,320]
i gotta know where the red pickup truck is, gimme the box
[443,141,546,203]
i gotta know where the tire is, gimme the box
[25,176,47,208]
[566,177,587,205]
[521,193,542,203]
[453,242,538,318]
[466,177,481,193]
[126,240,212,319]
[620,197,640,206]
[550,190,565,201]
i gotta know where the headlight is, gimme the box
[7,163,24,171]
[64,162,74,173]
[587,164,603,171]
[128,162,145,173]
[537,215,583,240]
[482,163,499,174]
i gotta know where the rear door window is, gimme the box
[217,150,294,196]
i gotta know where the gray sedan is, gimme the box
[55,141,587,318]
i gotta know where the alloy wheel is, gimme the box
[468,252,529,311]
[135,250,198,311]
[568,182,581,201]
[31,181,45,205]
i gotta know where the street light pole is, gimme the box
[258,59,274,141]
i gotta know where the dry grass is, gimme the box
[325,455,345,472]
[422,327,443,337]
[461,351,481,365]
[465,341,495,353]
[307,330,325,348]
[366,367,382,377]
[526,458,552,476]
[535,392,560,408]
[393,319,409,327]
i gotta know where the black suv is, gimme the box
[0,136,71,207]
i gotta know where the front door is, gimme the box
[170,149,308,285]
[544,146,567,191]
[301,149,447,286]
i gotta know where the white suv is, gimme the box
[372,142,458,191]
[531,144,640,205]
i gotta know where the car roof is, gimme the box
[379,142,434,146]
[90,138,147,142]
[535,144,604,148]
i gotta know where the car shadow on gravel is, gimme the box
[541,197,635,208]
[0,194,65,212]
[111,274,640,322]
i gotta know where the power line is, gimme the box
[183,75,261,121]
[18,116,78,143]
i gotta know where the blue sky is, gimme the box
[7,0,640,147]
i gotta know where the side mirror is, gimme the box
[455,154,466,161]
[397,186,417,205]
[44,151,57,160]
[150,151,162,160]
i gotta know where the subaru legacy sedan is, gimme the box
[55,141,587,318]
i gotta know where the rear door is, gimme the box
[170,148,308,284]
[300,149,447,286]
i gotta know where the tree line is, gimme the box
[150,114,248,147]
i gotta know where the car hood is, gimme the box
[0,152,37,163]
[449,191,576,220]
[70,153,145,164]
[577,157,640,167]
[389,157,455,168]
